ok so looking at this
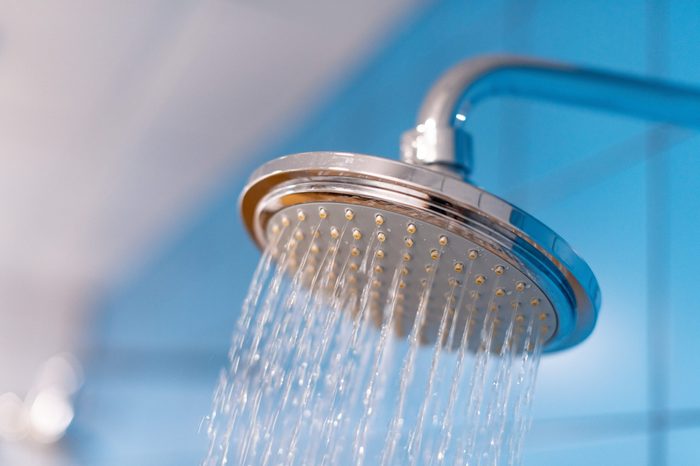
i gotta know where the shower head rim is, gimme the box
[240,151,600,353]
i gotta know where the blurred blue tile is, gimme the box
[668,137,700,410]
[463,0,650,198]
[666,0,700,413]
[523,433,648,466]
[670,427,700,465]
[669,0,700,83]
[528,161,648,418]
[75,375,213,466]
[528,0,648,69]
[503,0,648,187]
[95,185,258,354]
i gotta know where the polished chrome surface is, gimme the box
[401,55,700,176]
[240,151,600,353]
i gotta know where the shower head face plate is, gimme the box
[265,202,556,352]
[240,152,600,353]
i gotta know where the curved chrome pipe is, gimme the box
[401,55,700,177]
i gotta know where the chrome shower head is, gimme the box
[240,151,600,353]
[236,54,700,353]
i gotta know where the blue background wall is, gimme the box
[74,1,700,464]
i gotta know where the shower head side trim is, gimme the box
[401,54,700,177]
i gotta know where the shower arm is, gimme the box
[401,55,700,178]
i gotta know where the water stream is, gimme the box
[203,221,543,466]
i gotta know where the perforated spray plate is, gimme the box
[266,202,557,352]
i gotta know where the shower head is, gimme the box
[240,151,600,353]
[235,54,700,353]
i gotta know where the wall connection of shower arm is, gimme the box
[400,55,700,179]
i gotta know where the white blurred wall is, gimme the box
[0,0,424,440]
